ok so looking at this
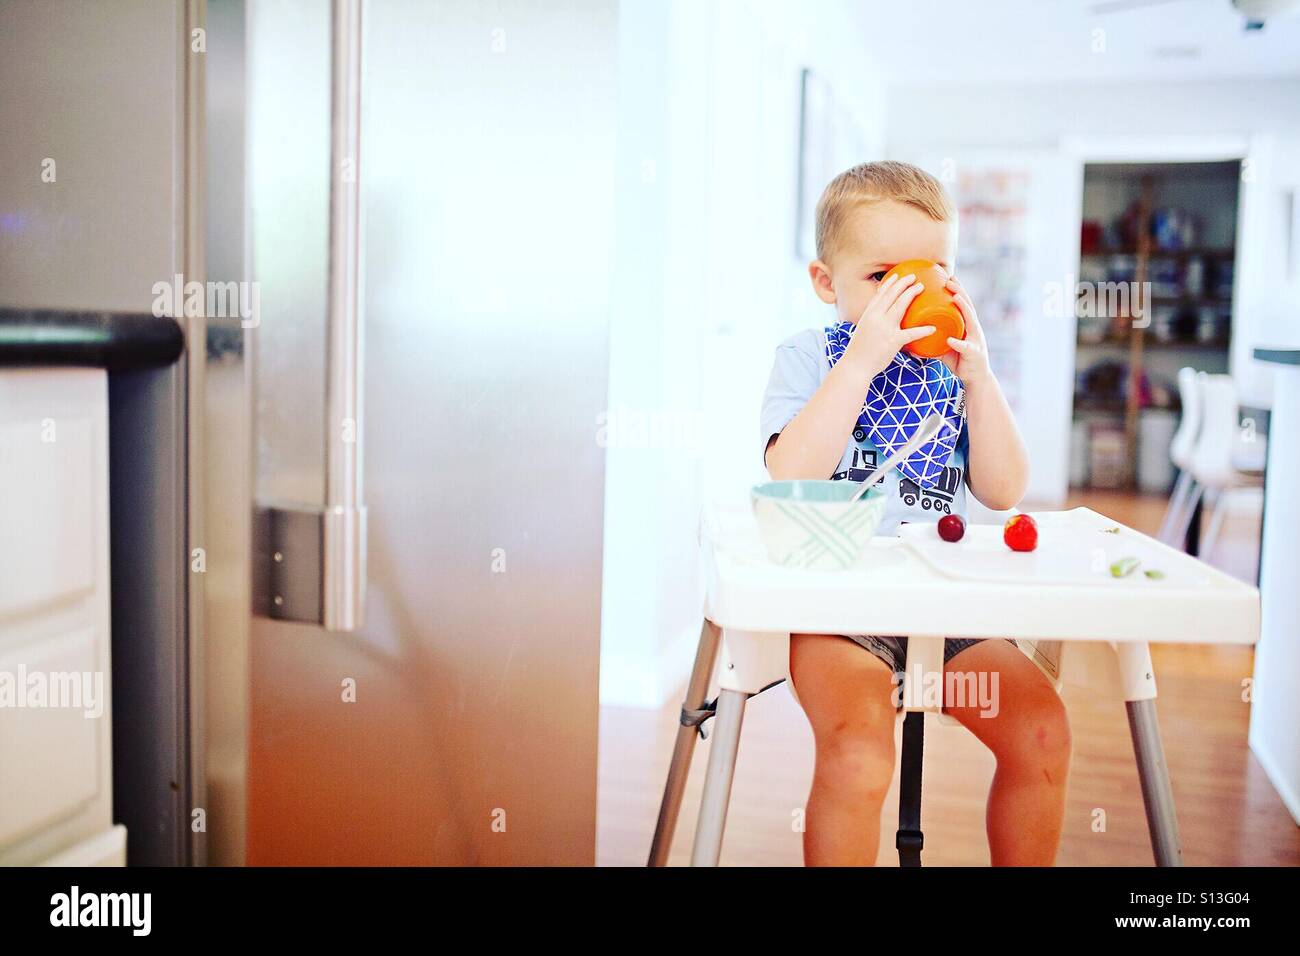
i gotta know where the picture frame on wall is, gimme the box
[1288,187,1299,281]
[795,67,866,261]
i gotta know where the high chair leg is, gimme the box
[691,688,747,866]
[1127,699,1184,867]
[1116,640,1183,866]
[1157,471,1192,544]
[648,618,722,866]
[1169,482,1204,554]
[1200,489,1231,558]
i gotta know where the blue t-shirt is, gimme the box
[760,327,970,536]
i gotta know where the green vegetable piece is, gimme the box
[1110,556,1140,578]
[1144,569,1164,580]
[1101,526,1120,534]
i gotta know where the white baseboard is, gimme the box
[1249,732,1300,828]
[39,825,127,867]
[600,622,706,710]
[654,621,708,706]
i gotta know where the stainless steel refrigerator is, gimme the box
[3,0,613,866]
[205,0,613,865]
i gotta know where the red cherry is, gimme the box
[937,513,965,542]
[1003,514,1038,552]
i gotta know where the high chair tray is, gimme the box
[700,505,1259,646]
[896,509,1213,589]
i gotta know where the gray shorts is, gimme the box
[844,635,1018,677]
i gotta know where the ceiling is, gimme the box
[853,0,1300,85]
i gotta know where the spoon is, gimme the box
[848,413,950,503]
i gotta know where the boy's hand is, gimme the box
[942,276,993,386]
[841,273,934,381]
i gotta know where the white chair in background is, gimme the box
[1230,411,1268,476]
[1187,374,1265,560]
[1157,367,1205,546]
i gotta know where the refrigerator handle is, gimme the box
[322,0,367,632]
[252,0,367,632]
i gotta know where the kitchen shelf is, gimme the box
[1148,295,1231,305]
[1077,337,1232,350]
[1073,399,1178,416]
[1080,247,1236,258]
[1073,159,1241,491]
[1073,399,1128,414]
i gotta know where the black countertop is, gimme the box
[1255,347,1300,367]
[0,308,185,370]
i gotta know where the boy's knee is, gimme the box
[816,724,896,800]
[1006,694,1072,772]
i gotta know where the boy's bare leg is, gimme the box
[789,633,899,866]
[943,639,1072,866]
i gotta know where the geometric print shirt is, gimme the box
[760,327,970,536]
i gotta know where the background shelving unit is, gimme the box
[1070,161,1240,492]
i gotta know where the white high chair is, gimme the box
[647,501,1259,868]
[645,621,997,867]
[647,506,1067,868]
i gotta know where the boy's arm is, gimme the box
[943,276,1029,511]
[767,275,933,480]
[962,374,1029,511]
[766,359,880,480]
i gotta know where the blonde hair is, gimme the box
[814,160,955,261]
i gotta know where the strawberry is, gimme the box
[1003,513,1038,552]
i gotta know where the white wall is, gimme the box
[0,0,184,311]
[885,77,1300,420]
[882,144,1081,507]
[601,0,885,707]
[1250,363,1300,825]
[602,49,1300,706]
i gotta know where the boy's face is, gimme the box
[809,199,957,325]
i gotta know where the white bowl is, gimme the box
[751,480,887,570]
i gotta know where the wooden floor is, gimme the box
[596,491,1299,866]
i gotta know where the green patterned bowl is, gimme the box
[751,480,887,570]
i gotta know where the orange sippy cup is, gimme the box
[882,259,965,359]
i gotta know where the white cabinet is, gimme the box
[0,368,121,865]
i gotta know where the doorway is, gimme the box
[1070,161,1241,496]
